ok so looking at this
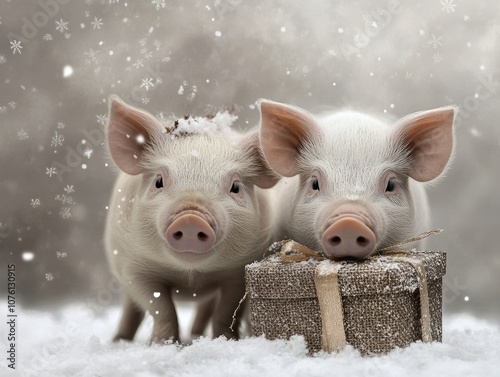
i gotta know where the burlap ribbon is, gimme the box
[276,229,442,352]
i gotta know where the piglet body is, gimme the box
[104,97,278,343]
[259,101,455,258]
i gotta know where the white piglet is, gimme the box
[259,100,456,258]
[104,96,278,343]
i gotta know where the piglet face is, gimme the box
[107,96,279,269]
[259,100,455,259]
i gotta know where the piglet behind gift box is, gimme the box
[104,97,279,344]
[259,100,456,259]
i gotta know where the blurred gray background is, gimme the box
[0,0,498,323]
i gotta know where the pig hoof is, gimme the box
[322,217,376,259]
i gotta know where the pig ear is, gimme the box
[259,99,321,177]
[393,106,456,182]
[238,130,281,188]
[107,95,164,175]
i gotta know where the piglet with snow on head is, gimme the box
[259,100,456,259]
[104,96,279,343]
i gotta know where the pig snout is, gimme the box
[321,212,376,259]
[166,213,216,254]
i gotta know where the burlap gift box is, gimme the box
[245,241,446,355]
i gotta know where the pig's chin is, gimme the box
[165,246,217,264]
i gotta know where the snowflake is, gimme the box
[55,194,75,205]
[10,40,22,55]
[178,85,184,95]
[441,0,456,13]
[83,147,93,159]
[8,101,16,109]
[46,167,58,177]
[45,273,54,281]
[0,107,7,113]
[133,59,144,69]
[51,131,64,147]
[17,129,29,140]
[0,55,6,64]
[142,97,150,105]
[91,17,103,29]
[59,207,72,219]
[405,72,413,79]
[43,34,53,41]
[428,35,443,49]
[96,114,108,125]
[64,33,71,39]
[162,56,171,63]
[152,0,166,10]
[31,199,41,208]
[56,251,68,258]
[140,77,155,91]
[55,19,69,33]
[64,185,75,194]
[84,48,99,64]
[57,122,66,129]
[143,51,153,59]
[433,53,443,63]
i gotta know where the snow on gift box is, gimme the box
[245,236,446,355]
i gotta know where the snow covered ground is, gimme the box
[5,301,499,377]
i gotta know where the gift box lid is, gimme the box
[246,250,446,299]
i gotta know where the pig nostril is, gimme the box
[330,236,341,246]
[173,231,183,240]
[357,236,369,247]
[197,232,209,242]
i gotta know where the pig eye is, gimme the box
[155,176,163,189]
[385,178,397,192]
[230,182,240,194]
[311,178,320,191]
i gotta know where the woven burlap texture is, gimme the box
[246,250,445,355]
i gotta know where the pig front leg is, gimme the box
[191,292,218,337]
[148,287,179,344]
[212,281,246,339]
[113,295,145,341]
[122,278,180,344]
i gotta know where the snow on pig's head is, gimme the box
[107,96,278,270]
[259,100,456,259]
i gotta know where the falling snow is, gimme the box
[31,199,41,208]
[57,122,66,129]
[83,148,93,159]
[56,251,68,258]
[441,0,457,13]
[45,273,54,281]
[84,48,100,64]
[133,59,144,69]
[91,17,104,29]
[59,207,72,219]
[433,53,443,63]
[10,40,22,55]
[55,194,75,205]
[17,129,29,140]
[43,34,53,41]
[152,0,166,10]
[428,35,443,49]
[55,19,69,33]
[96,114,108,125]
[64,185,75,194]
[46,167,58,177]
[0,55,6,64]
[140,77,155,91]
[51,131,65,147]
